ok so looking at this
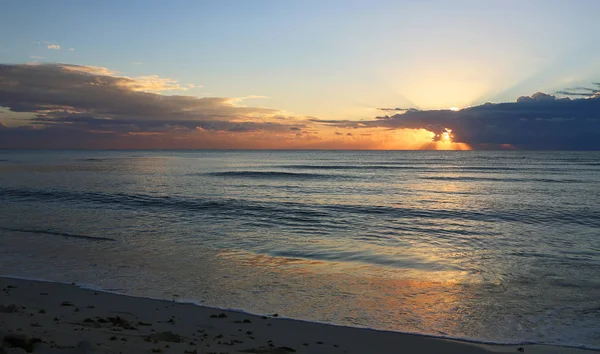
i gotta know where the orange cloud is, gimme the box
[0,63,474,150]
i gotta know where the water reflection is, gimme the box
[1,150,600,347]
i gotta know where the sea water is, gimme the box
[1,150,599,348]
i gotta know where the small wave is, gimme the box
[276,164,422,170]
[266,247,459,271]
[0,227,117,242]
[421,176,586,183]
[80,158,108,162]
[2,187,599,228]
[204,171,336,179]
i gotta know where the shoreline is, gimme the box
[1,276,595,353]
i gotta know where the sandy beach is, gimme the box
[0,277,592,354]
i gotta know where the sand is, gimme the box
[0,277,593,354]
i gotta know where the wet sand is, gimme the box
[0,277,592,353]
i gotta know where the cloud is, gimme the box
[121,75,186,92]
[556,83,600,98]
[68,48,75,51]
[2,62,598,150]
[377,107,419,112]
[0,63,310,148]
[29,56,45,59]
[314,89,600,149]
[47,44,61,50]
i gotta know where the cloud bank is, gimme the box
[0,63,320,148]
[318,86,600,150]
[1,63,599,149]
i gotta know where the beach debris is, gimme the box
[60,301,75,307]
[0,304,20,313]
[241,346,296,353]
[151,348,163,353]
[146,331,183,343]
[106,316,137,330]
[234,319,252,324]
[209,313,228,319]
[2,334,42,352]
[517,347,525,352]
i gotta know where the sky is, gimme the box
[1,0,599,150]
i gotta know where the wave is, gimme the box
[276,164,599,174]
[80,158,109,162]
[0,227,117,242]
[276,164,423,170]
[2,187,599,228]
[204,171,338,179]
[421,176,587,183]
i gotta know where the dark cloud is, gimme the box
[312,90,600,149]
[0,63,305,147]
[516,92,560,102]
[556,83,600,98]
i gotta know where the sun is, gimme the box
[441,128,452,142]
[423,128,472,150]
[449,107,460,111]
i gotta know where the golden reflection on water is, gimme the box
[217,248,476,333]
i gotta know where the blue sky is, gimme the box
[1,1,599,149]
[3,1,599,117]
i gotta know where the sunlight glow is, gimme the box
[424,128,472,151]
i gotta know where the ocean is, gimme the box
[0,150,599,349]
